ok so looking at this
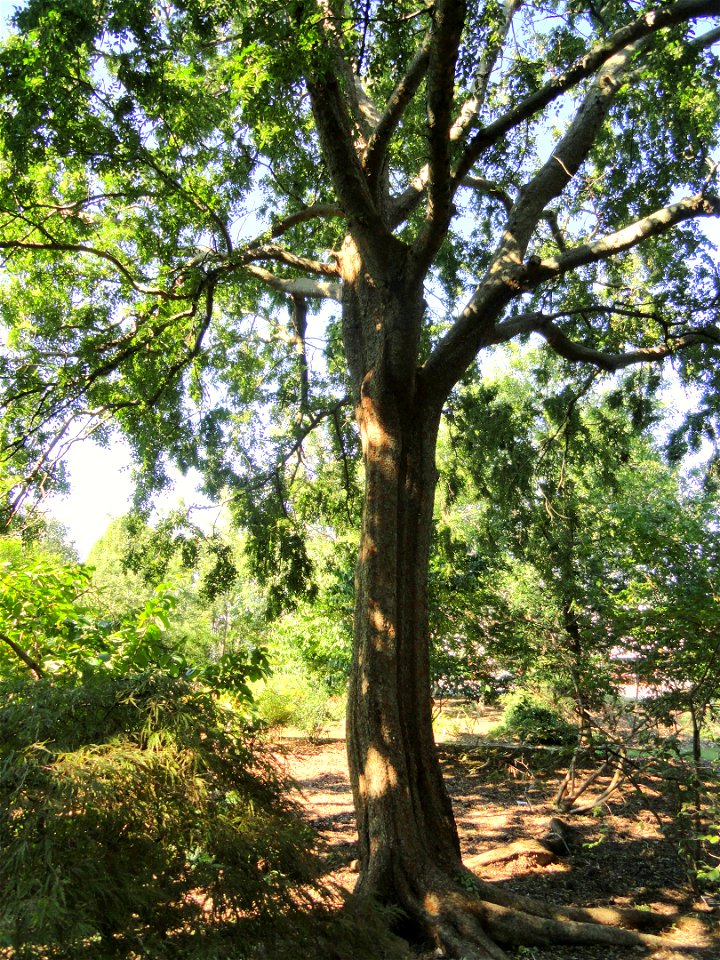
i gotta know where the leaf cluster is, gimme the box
[0,546,269,699]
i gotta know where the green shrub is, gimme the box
[0,672,317,959]
[494,691,577,745]
[254,670,342,739]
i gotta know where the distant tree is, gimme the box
[611,482,720,754]
[1,1,719,953]
[87,513,268,663]
[432,354,663,713]
[86,517,151,618]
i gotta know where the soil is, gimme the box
[276,711,720,960]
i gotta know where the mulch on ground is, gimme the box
[280,734,720,960]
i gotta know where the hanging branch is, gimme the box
[453,0,720,184]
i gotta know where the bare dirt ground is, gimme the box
[277,714,720,960]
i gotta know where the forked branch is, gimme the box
[449,0,522,144]
[454,0,720,184]
[414,0,468,273]
[243,264,342,301]
[363,34,432,182]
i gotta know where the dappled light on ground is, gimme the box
[281,717,719,960]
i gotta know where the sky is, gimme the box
[45,439,211,561]
[46,439,134,559]
[0,0,15,32]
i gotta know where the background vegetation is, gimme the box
[2,345,719,958]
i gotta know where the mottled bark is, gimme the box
[337,243,461,902]
[347,381,462,900]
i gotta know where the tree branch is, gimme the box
[690,23,720,48]
[390,164,432,228]
[422,273,517,403]
[0,239,182,299]
[249,204,344,245]
[523,193,720,286]
[0,631,44,679]
[316,0,374,141]
[460,175,514,213]
[247,244,339,277]
[363,33,432,183]
[290,295,310,419]
[306,67,398,267]
[389,0,521,227]
[304,2,399,266]
[243,264,342,300]
[496,39,642,263]
[422,182,720,402]
[449,0,522,144]
[454,0,720,184]
[413,0,468,275]
[236,396,352,493]
[497,311,720,371]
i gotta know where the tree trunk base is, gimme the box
[382,862,679,960]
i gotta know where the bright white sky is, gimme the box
[0,0,15,32]
[45,440,211,560]
[46,440,134,559]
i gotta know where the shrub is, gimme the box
[0,672,317,959]
[254,670,342,739]
[494,690,577,745]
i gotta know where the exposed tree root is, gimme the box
[462,870,675,931]
[425,892,511,960]
[416,870,682,960]
[470,896,671,950]
[465,839,557,869]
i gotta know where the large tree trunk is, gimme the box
[339,252,676,959]
[347,376,461,899]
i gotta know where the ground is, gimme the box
[277,704,720,960]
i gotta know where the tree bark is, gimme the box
[340,248,462,904]
[347,378,462,901]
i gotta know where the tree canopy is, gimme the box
[0,0,718,522]
[1,1,720,957]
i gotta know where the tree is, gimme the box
[431,355,658,719]
[1,1,719,955]
[87,513,267,662]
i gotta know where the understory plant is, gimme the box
[253,668,343,740]
[0,672,318,959]
[494,689,578,746]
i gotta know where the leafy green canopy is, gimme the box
[0,0,718,591]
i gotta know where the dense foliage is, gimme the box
[0,673,316,959]
[1,0,719,953]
